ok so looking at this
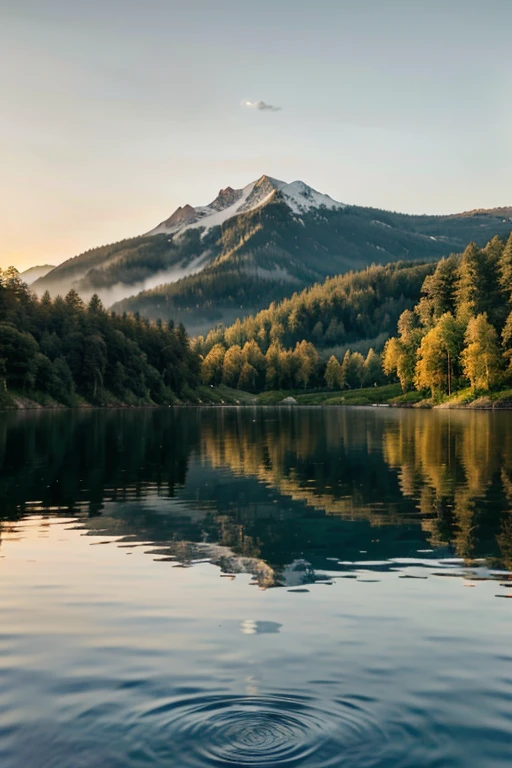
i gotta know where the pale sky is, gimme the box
[1,0,511,270]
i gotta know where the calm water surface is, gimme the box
[0,407,511,767]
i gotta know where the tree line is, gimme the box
[197,261,433,357]
[0,268,199,405]
[5,229,511,404]
[383,233,512,397]
[197,233,512,395]
[195,261,431,391]
[200,337,387,392]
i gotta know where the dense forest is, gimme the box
[4,230,512,406]
[113,262,297,333]
[0,268,200,406]
[195,233,512,395]
[198,261,433,353]
[383,232,512,399]
[195,261,434,391]
[111,201,512,334]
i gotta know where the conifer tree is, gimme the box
[417,255,458,327]
[454,243,488,321]
[498,232,512,303]
[362,348,383,387]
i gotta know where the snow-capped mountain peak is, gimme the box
[146,176,344,237]
[281,180,343,214]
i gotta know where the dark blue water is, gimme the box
[0,407,511,766]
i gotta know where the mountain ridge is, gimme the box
[20,264,55,284]
[145,175,345,237]
[30,175,512,334]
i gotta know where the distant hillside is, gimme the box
[31,174,512,335]
[195,233,512,397]
[113,202,512,335]
[21,264,55,284]
[197,260,436,360]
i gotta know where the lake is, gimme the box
[0,406,511,767]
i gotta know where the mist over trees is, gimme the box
[3,230,512,405]
[0,268,199,405]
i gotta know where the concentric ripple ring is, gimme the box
[135,692,391,767]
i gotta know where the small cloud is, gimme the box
[241,100,281,112]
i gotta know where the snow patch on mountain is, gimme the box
[147,180,260,237]
[146,176,344,238]
[281,180,344,215]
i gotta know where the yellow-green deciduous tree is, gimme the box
[294,340,319,389]
[242,340,265,372]
[382,310,423,391]
[222,345,244,387]
[238,361,258,391]
[265,342,282,390]
[324,355,343,389]
[414,313,463,397]
[201,344,226,385]
[342,350,365,389]
[461,313,501,391]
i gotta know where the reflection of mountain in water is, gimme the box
[1,407,512,583]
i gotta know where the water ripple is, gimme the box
[134,692,390,767]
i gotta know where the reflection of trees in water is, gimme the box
[198,408,417,526]
[382,411,512,564]
[0,409,199,517]
[196,408,512,565]
[2,408,512,569]
[497,469,512,569]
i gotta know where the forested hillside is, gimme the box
[0,268,200,407]
[112,202,512,333]
[198,261,434,356]
[32,231,215,306]
[195,233,512,396]
[195,261,434,391]
[6,231,512,407]
[31,171,512,336]
[383,233,512,399]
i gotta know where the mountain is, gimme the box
[31,175,512,335]
[146,175,344,237]
[21,264,55,285]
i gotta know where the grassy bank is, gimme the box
[4,383,512,411]
[256,384,512,409]
[0,384,256,411]
[256,384,411,406]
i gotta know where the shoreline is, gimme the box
[3,383,512,412]
[3,399,512,413]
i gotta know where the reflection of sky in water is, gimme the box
[0,515,511,767]
[240,620,282,635]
